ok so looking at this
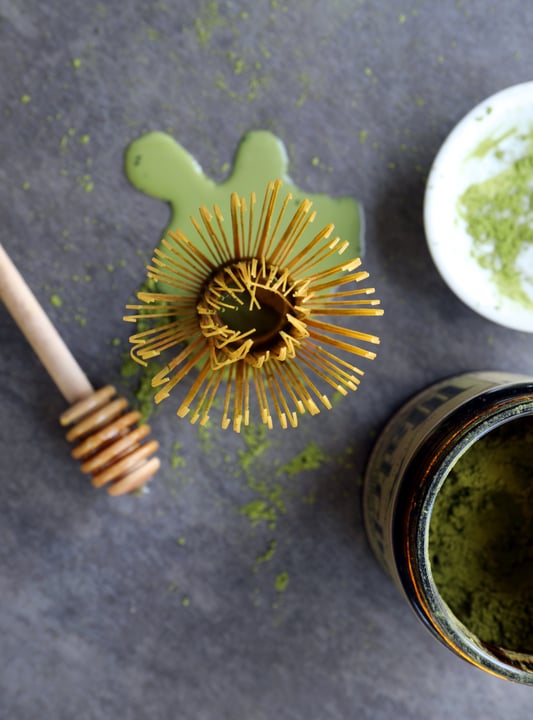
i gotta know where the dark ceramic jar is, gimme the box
[363,371,533,684]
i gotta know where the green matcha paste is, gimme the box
[124,129,363,295]
[458,128,533,310]
[429,415,533,653]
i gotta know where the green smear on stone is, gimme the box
[124,129,363,297]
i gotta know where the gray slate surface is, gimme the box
[1,1,532,718]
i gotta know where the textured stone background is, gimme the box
[1,1,532,718]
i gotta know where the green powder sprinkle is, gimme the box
[458,128,533,310]
[72,58,82,69]
[145,26,160,41]
[177,536,187,546]
[171,442,187,469]
[468,128,516,160]
[22,181,30,190]
[182,596,190,607]
[398,14,407,23]
[238,424,271,473]
[275,571,289,592]
[133,363,162,422]
[311,156,320,167]
[80,134,90,145]
[359,129,368,144]
[254,540,277,571]
[120,351,163,423]
[194,0,223,47]
[277,442,328,478]
[20,94,31,104]
[50,294,62,307]
[415,97,425,107]
[295,73,312,107]
[240,499,278,528]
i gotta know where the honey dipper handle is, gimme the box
[0,243,93,404]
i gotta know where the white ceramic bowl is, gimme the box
[424,82,533,333]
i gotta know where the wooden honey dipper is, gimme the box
[0,243,160,495]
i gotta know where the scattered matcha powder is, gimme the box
[254,540,277,571]
[120,352,163,423]
[275,571,290,593]
[145,26,160,41]
[277,441,328,478]
[50,293,62,307]
[458,127,533,310]
[240,499,278,529]
[171,441,187,470]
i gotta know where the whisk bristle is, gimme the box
[124,179,383,431]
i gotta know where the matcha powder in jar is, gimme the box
[429,415,533,654]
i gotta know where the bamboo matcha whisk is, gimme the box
[125,179,384,431]
[0,243,160,495]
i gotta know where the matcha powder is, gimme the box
[458,131,533,311]
[429,416,533,653]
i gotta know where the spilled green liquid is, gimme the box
[124,130,363,294]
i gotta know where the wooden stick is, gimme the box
[0,243,160,495]
[0,243,93,404]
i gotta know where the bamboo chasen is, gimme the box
[124,179,383,432]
